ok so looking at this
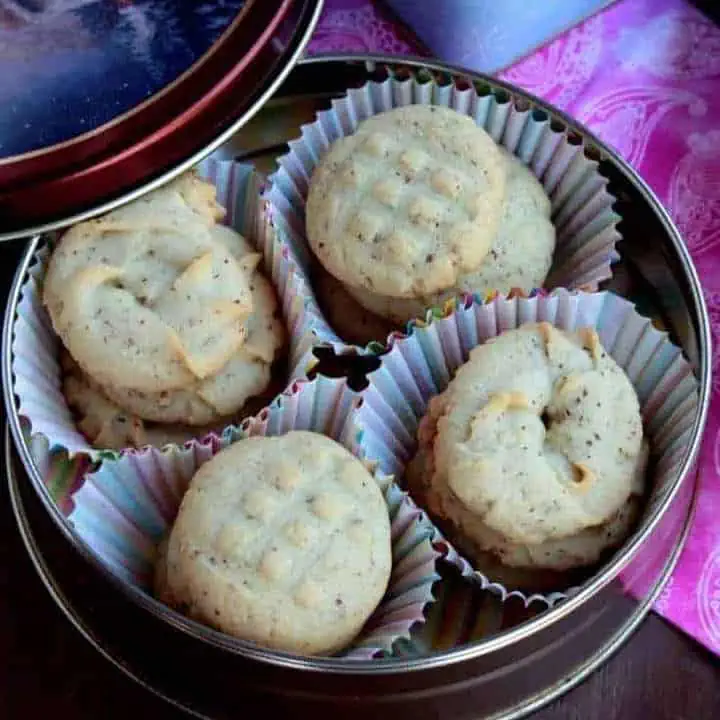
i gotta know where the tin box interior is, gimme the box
[2,57,712,720]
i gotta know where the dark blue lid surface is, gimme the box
[0,0,245,158]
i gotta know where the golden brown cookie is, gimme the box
[408,324,646,576]
[45,175,286,428]
[345,150,556,324]
[306,105,507,298]
[44,174,254,394]
[158,432,392,655]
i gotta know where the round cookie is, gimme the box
[46,183,286,427]
[158,432,392,656]
[346,151,556,325]
[408,323,647,577]
[61,351,228,450]
[98,251,285,425]
[44,173,255,395]
[306,105,507,298]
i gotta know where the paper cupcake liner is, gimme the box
[348,289,699,608]
[59,374,441,660]
[264,68,622,349]
[10,161,321,461]
[392,564,542,658]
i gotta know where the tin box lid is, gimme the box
[0,0,322,241]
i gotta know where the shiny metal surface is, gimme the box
[1,56,713,717]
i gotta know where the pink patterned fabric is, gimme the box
[309,0,422,56]
[310,0,720,655]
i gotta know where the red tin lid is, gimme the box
[0,0,322,240]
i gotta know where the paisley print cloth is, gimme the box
[310,0,720,655]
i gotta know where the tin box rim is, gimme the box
[0,0,325,242]
[5,425,698,719]
[5,428,206,720]
[2,55,712,675]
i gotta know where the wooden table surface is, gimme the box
[1,241,718,720]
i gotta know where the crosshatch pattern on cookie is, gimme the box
[161,433,392,655]
[265,68,623,353]
[65,376,442,659]
[307,106,507,298]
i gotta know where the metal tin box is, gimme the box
[2,56,712,719]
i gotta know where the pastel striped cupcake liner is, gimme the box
[10,161,324,461]
[351,289,699,607]
[265,69,622,351]
[53,374,443,660]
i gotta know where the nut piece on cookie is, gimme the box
[306,105,507,299]
[407,323,647,588]
[157,431,392,656]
